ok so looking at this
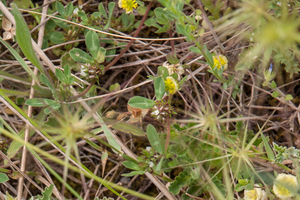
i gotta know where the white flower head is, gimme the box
[80,65,88,77]
[273,174,299,199]
[146,146,152,152]
[244,184,267,200]
[151,110,160,116]
[148,161,154,168]
[195,15,202,20]
[73,7,79,16]
[277,1,282,6]
[162,61,184,80]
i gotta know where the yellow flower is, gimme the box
[118,0,138,14]
[212,54,228,70]
[273,173,299,199]
[165,76,178,95]
[244,185,267,200]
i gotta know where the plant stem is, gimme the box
[165,116,170,153]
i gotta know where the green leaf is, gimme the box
[122,161,141,171]
[69,48,94,63]
[55,68,67,84]
[0,37,39,83]
[106,48,116,62]
[285,94,293,101]
[109,83,120,92]
[97,115,122,153]
[48,31,65,44]
[121,12,129,27]
[145,17,158,27]
[166,53,180,64]
[147,124,164,154]
[169,170,191,195]
[270,80,277,89]
[78,11,88,22]
[96,47,106,63]
[272,91,279,98]
[158,66,169,79]
[40,74,58,100]
[154,77,165,100]
[171,72,178,80]
[25,98,57,107]
[14,0,30,8]
[189,46,201,54]
[44,103,61,114]
[65,2,74,17]
[203,44,213,67]
[32,185,53,200]
[86,31,100,60]
[137,6,147,15]
[56,2,66,17]
[103,117,145,136]
[61,52,80,72]
[0,173,9,183]
[122,171,145,177]
[104,2,115,29]
[179,75,187,88]
[5,111,47,164]
[260,131,275,161]
[45,19,56,32]
[112,121,145,136]
[156,23,171,33]
[64,65,73,84]
[98,3,108,19]
[12,4,44,73]
[155,157,164,172]
[128,96,155,109]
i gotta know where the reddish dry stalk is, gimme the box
[104,1,153,71]
[169,29,175,54]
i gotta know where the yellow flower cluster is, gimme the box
[118,0,138,14]
[244,184,267,200]
[164,77,178,95]
[212,54,228,70]
[273,173,299,199]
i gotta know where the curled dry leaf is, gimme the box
[2,17,15,41]
[105,110,117,119]
[127,104,148,123]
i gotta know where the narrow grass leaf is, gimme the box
[12,4,44,73]
[25,98,56,107]
[261,131,275,161]
[0,37,39,83]
[122,171,145,177]
[97,114,122,153]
